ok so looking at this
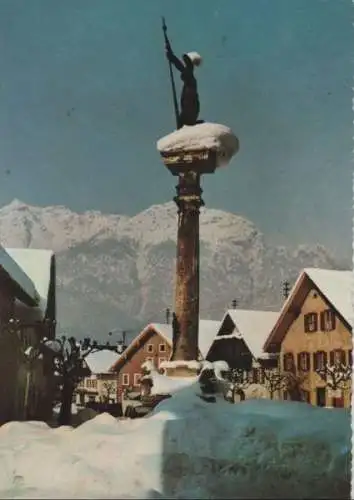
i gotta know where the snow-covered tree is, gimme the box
[41,336,120,425]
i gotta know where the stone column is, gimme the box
[171,171,204,361]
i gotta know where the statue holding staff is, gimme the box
[162,18,203,129]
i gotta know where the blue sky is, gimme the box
[0,0,352,261]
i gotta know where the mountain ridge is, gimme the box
[0,199,344,340]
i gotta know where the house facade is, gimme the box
[206,309,280,398]
[110,319,220,401]
[264,268,352,408]
[0,246,56,423]
[75,349,121,405]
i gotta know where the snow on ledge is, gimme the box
[157,122,239,168]
[160,360,201,371]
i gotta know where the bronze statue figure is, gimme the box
[162,19,203,129]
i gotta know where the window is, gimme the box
[146,344,154,353]
[330,349,346,366]
[258,367,265,384]
[158,357,167,367]
[320,309,336,331]
[348,350,353,367]
[146,357,154,365]
[122,373,130,386]
[134,373,141,386]
[159,344,166,353]
[297,352,310,372]
[251,368,259,384]
[283,352,295,371]
[304,313,318,333]
[86,378,97,389]
[313,351,327,371]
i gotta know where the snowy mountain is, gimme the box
[0,199,341,339]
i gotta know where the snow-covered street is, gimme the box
[0,383,350,499]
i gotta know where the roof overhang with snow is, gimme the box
[207,308,279,360]
[263,268,353,352]
[109,319,220,372]
[85,349,122,375]
[0,246,39,307]
[5,248,56,321]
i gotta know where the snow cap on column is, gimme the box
[157,122,239,168]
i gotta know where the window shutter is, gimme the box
[304,315,309,333]
[340,349,346,365]
[313,314,318,331]
[313,352,318,371]
[297,353,301,369]
[305,352,310,371]
[323,351,327,367]
[348,350,353,367]
[320,312,325,331]
[329,350,334,366]
[331,312,336,330]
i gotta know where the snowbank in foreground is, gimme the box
[0,383,350,499]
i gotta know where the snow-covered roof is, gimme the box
[5,248,55,315]
[304,268,353,326]
[264,267,353,351]
[85,349,122,374]
[157,122,239,168]
[0,245,39,306]
[150,319,220,358]
[213,309,279,359]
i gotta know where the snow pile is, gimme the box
[149,372,198,395]
[157,122,239,168]
[159,360,201,371]
[0,386,350,499]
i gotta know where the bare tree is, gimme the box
[261,368,289,400]
[255,365,308,402]
[228,368,251,402]
[101,381,116,403]
[316,362,351,392]
[42,336,121,425]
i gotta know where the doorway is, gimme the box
[316,387,326,407]
[332,396,344,408]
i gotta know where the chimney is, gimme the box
[231,299,238,309]
[122,330,127,348]
[165,307,171,324]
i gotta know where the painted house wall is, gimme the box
[280,287,352,408]
[115,329,172,401]
[0,276,55,424]
[76,374,118,405]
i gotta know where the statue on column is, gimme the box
[162,17,203,129]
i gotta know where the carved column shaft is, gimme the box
[172,171,204,361]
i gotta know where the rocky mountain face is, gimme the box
[0,199,341,340]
